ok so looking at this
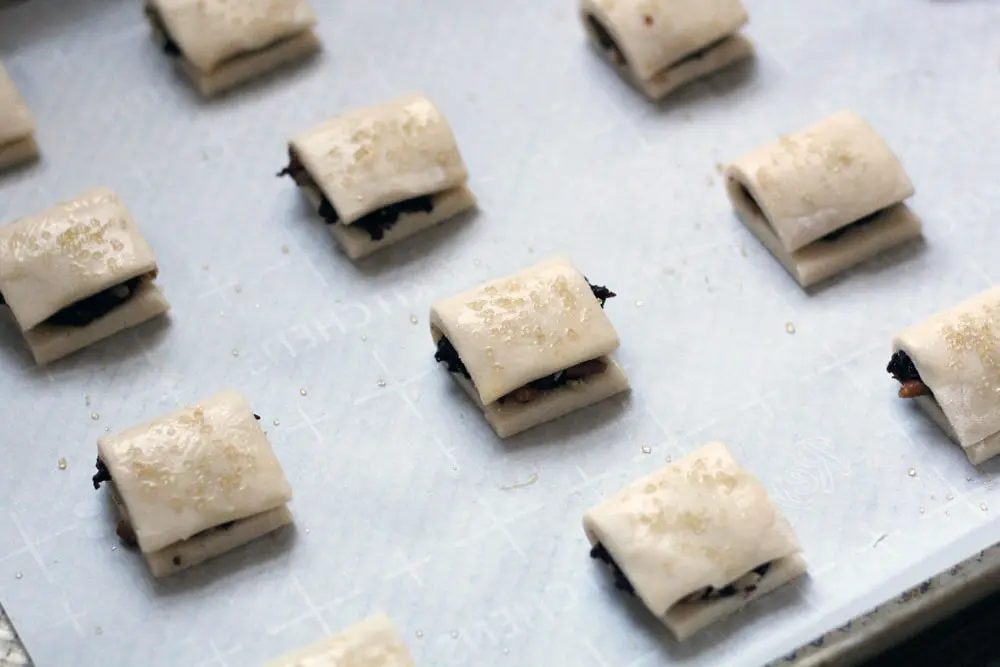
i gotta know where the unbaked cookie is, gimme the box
[584,441,806,640]
[430,256,628,438]
[889,286,1000,465]
[0,188,170,365]
[725,110,921,287]
[580,0,753,100]
[145,0,320,97]
[281,93,476,260]
[0,61,38,170]
[92,390,293,577]
[266,614,413,667]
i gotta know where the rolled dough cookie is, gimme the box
[889,286,1000,465]
[583,441,806,641]
[266,613,414,667]
[430,256,628,438]
[580,0,753,100]
[725,110,922,288]
[281,93,476,260]
[0,61,38,170]
[145,0,320,97]
[0,188,170,365]
[92,390,293,577]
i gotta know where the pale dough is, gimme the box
[300,183,476,260]
[266,613,414,667]
[179,31,320,97]
[98,389,293,555]
[734,199,922,288]
[453,357,630,438]
[580,0,752,100]
[289,93,469,225]
[583,441,805,640]
[0,61,36,167]
[0,136,38,171]
[893,286,1000,464]
[24,282,170,365]
[429,256,622,406]
[726,110,915,251]
[111,484,292,578]
[0,188,159,331]
[0,188,169,364]
[147,0,319,97]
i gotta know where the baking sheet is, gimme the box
[2,1,1000,665]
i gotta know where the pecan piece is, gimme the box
[898,380,930,399]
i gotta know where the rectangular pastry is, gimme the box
[92,390,293,577]
[889,286,1000,465]
[580,0,753,100]
[584,441,806,641]
[0,188,170,365]
[430,256,629,438]
[725,110,922,288]
[0,61,38,170]
[266,613,414,667]
[145,0,320,97]
[281,93,476,260]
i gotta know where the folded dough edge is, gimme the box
[301,184,476,260]
[663,553,808,641]
[23,282,170,365]
[178,30,320,97]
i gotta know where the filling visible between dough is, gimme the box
[92,413,259,559]
[278,150,436,241]
[1,273,157,329]
[729,180,882,245]
[433,280,616,405]
[665,36,732,72]
[887,349,932,399]
[145,5,182,57]
[145,4,307,72]
[585,14,627,66]
[590,541,774,604]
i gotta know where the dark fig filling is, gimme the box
[433,281,616,404]
[144,5,182,57]
[590,542,774,602]
[278,151,436,241]
[887,349,932,399]
[1,275,148,328]
[586,15,627,66]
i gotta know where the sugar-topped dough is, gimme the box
[430,256,628,437]
[97,390,293,576]
[584,441,806,640]
[266,613,414,667]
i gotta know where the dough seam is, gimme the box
[147,13,319,97]
[300,183,476,259]
[729,172,922,287]
[21,282,170,365]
